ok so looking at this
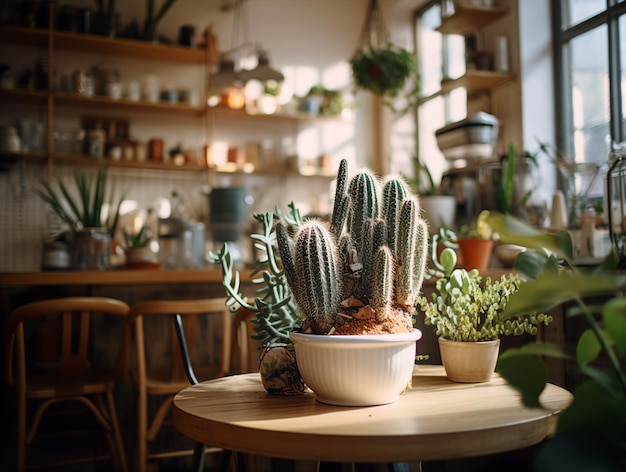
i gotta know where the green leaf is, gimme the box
[576,329,601,366]
[487,213,574,261]
[440,247,457,275]
[496,354,548,407]
[557,379,626,443]
[603,297,626,358]
[513,249,552,280]
[503,272,626,318]
[499,342,571,361]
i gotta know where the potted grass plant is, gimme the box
[417,240,553,383]
[34,166,124,270]
[123,224,158,268]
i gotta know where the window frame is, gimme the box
[552,0,626,164]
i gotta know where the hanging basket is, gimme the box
[349,0,419,112]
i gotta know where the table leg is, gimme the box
[318,462,343,472]
[191,442,206,472]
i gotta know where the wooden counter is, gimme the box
[0,268,254,287]
[0,268,513,287]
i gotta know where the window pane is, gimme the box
[562,0,606,28]
[621,14,626,139]
[419,5,443,97]
[418,97,447,185]
[568,25,610,204]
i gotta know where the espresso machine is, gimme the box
[435,112,500,226]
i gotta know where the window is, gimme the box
[414,2,467,187]
[553,0,626,214]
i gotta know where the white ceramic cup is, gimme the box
[107,81,123,100]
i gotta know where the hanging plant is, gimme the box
[350,0,420,113]
[350,43,418,99]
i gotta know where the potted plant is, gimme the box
[123,224,158,268]
[406,157,455,234]
[214,159,429,405]
[455,209,495,271]
[143,0,179,41]
[350,42,419,113]
[486,212,626,470]
[273,159,427,406]
[34,166,124,270]
[491,144,538,267]
[417,243,553,383]
[211,204,307,396]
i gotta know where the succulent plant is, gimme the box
[276,159,429,335]
[211,203,305,347]
[417,246,553,342]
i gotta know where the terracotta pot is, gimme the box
[457,237,494,271]
[438,338,500,383]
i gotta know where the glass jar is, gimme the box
[41,241,71,270]
[607,142,626,268]
[69,228,111,270]
[0,126,21,152]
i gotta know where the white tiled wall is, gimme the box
[0,160,333,272]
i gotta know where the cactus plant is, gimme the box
[277,159,429,335]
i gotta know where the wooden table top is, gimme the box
[173,365,573,463]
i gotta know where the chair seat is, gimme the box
[26,372,115,399]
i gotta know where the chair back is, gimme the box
[126,298,231,386]
[4,296,130,472]
[5,297,130,387]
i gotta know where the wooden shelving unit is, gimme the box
[436,4,508,36]
[0,22,344,175]
[434,5,514,96]
[441,70,514,94]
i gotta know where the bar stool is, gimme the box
[123,298,232,472]
[4,297,130,472]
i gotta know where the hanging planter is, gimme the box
[349,0,419,113]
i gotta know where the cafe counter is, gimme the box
[0,268,255,287]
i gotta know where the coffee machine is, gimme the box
[435,112,500,226]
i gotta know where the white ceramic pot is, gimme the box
[438,337,500,383]
[420,195,456,234]
[290,329,422,406]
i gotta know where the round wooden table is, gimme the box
[173,365,572,464]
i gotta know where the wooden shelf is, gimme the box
[0,88,49,103]
[54,93,206,116]
[0,25,217,64]
[441,70,514,94]
[0,151,335,178]
[209,107,349,123]
[0,25,48,48]
[436,5,508,36]
[53,30,216,63]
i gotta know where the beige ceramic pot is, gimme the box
[438,337,500,383]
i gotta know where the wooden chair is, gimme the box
[124,298,232,472]
[4,297,130,472]
[232,308,260,373]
